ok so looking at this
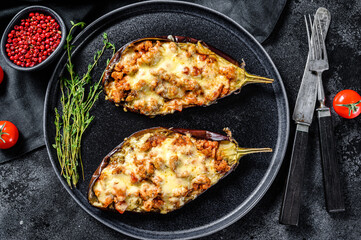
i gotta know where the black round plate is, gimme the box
[44,1,289,239]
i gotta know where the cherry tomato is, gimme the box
[333,90,361,119]
[0,121,19,149]
[0,65,3,84]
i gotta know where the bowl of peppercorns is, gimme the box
[1,5,66,71]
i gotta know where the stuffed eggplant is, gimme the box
[102,36,274,116]
[88,127,272,214]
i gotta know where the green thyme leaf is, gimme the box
[54,21,115,188]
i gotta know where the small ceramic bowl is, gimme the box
[0,5,66,71]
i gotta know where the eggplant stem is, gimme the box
[244,72,274,84]
[236,147,273,157]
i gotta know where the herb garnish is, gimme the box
[53,21,115,188]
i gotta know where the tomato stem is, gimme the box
[336,100,361,116]
[0,123,9,143]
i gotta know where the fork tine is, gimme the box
[308,14,315,60]
[309,14,320,60]
[305,15,312,53]
[305,15,314,60]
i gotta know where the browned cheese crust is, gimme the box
[103,38,272,116]
[89,128,239,214]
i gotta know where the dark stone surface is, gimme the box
[1,0,361,239]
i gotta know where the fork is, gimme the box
[306,15,329,108]
[305,14,345,213]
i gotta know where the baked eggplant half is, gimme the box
[88,127,272,214]
[102,36,274,116]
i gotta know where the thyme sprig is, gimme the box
[53,21,115,188]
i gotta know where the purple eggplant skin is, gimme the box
[88,127,272,214]
[171,128,230,141]
[101,36,273,117]
[88,127,239,212]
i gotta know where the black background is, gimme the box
[1,0,361,239]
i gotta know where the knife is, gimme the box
[315,10,345,213]
[279,7,331,226]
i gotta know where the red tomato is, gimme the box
[333,90,361,119]
[0,121,19,149]
[0,65,3,84]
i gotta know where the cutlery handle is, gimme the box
[280,124,308,226]
[317,109,345,212]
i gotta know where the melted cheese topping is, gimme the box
[104,40,248,116]
[92,129,237,214]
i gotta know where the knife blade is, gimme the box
[279,7,331,226]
